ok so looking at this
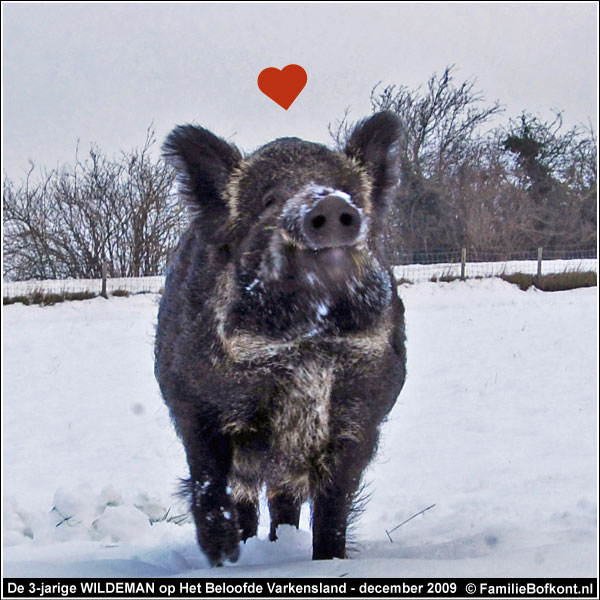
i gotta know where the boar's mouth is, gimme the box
[296,246,366,285]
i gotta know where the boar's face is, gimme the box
[164,112,403,341]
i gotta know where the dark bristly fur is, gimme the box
[155,111,407,566]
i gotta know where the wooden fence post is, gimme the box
[460,248,467,281]
[101,262,108,298]
[537,247,543,278]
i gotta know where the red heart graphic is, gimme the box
[257,64,307,110]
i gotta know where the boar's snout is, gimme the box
[301,194,363,249]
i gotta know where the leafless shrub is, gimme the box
[3,128,184,281]
[330,66,597,261]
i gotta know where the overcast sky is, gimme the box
[2,2,598,179]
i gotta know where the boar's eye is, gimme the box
[262,190,279,209]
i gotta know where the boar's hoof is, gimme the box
[213,544,240,568]
[194,506,241,567]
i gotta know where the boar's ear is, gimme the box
[344,111,404,202]
[163,125,242,241]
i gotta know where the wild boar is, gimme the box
[154,111,407,566]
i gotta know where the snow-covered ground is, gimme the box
[2,279,597,578]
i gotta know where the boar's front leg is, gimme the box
[311,435,378,560]
[180,417,241,566]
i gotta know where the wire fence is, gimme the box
[2,248,597,301]
[393,247,597,284]
[397,247,597,265]
[2,275,164,299]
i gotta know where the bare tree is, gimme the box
[330,67,597,260]
[500,112,597,250]
[362,66,502,260]
[3,128,183,281]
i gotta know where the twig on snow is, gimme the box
[386,504,436,543]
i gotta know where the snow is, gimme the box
[317,303,329,317]
[306,272,317,285]
[245,279,260,293]
[2,279,597,578]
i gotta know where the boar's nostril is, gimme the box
[312,215,326,229]
[340,213,354,227]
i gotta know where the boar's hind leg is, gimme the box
[183,428,241,567]
[311,437,378,560]
[268,491,302,541]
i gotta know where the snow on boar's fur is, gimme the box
[154,112,407,566]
